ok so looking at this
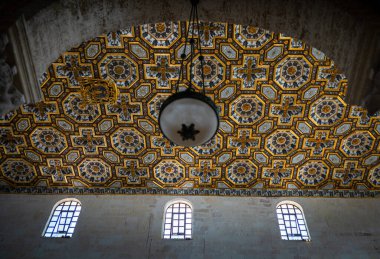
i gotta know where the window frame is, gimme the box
[42,198,82,238]
[162,199,193,240]
[276,201,311,241]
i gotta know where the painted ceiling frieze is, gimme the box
[0,21,380,197]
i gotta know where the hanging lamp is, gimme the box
[158,0,219,147]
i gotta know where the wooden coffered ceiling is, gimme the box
[0,22,379,197]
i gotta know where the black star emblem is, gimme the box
[177,123,200,141]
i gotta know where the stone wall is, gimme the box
[0,195,379,258]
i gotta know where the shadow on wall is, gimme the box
[0,33,25,115]
[362,67,380,115]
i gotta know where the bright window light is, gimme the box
[276,202,310,241]
[163,201,192,240]
[43,199,81,238]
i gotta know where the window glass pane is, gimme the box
[43,200,81,238]
[276,203,310,241]
[163,202,192,239]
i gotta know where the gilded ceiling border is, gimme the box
[0,186,379,198]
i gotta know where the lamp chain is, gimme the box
[175,0,205,95]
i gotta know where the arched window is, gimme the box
[163,200,192,240]
[276,201,311,241]
[42,198,81,238]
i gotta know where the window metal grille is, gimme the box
[163,202,192,240]
[276,203,310,241]
[43,200,81,238]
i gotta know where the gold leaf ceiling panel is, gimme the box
[1,22,380,197]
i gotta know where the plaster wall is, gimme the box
[23,0,379,105]
[0,195,379,259]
